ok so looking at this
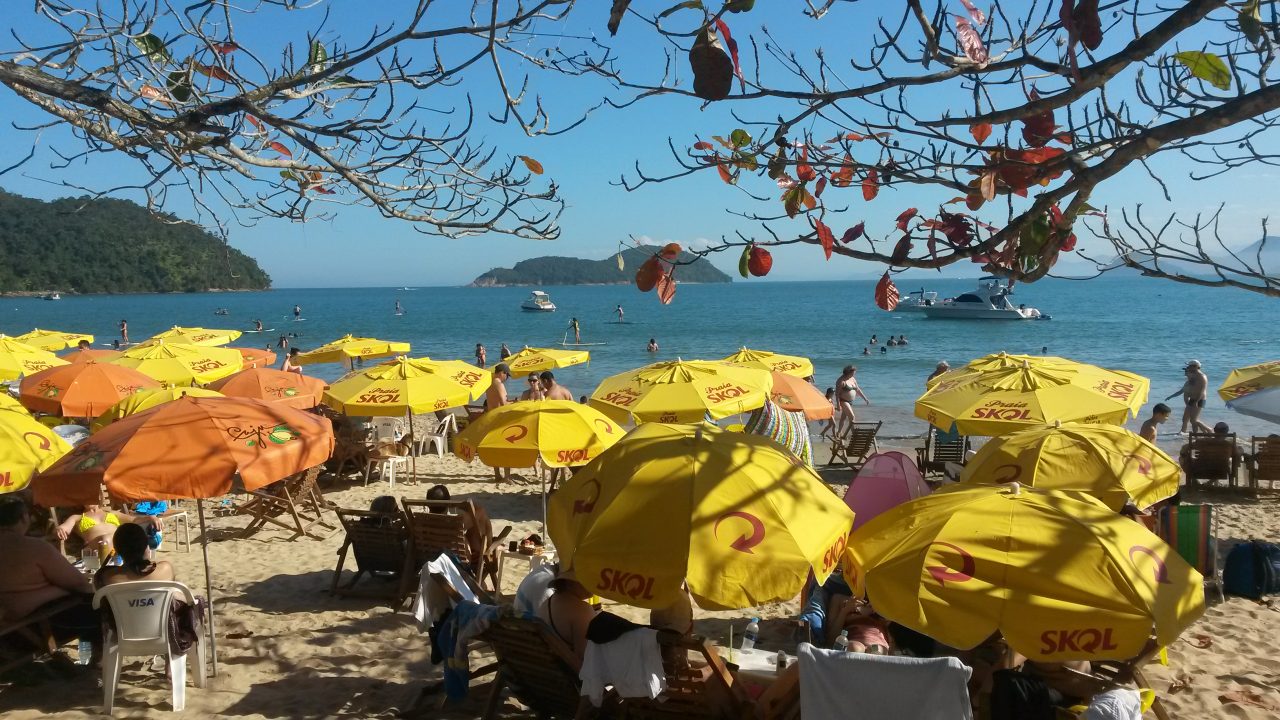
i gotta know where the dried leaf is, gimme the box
[954,16,989,64]
[656,272,677,304]
[1218,690,1279,710]
[268,141,293,158]
[608,0,635,35]
[959,0,986,26]
[830,155,855,187]
[689,28,734,101]
[617,252,625,272]
[714,19,744,92]
[1185,634,1214,649]
[1240,0,1264,45]
[895,207,918,231]
[813,176,827,199]
[841,222,865,244]
[213,41,240,55]
[970,122,992,144]
[1168,671,1192,694]
[875,272,900,311]
[518,155,545,174]
[717,163,735,184]
[816,219,836,260]
[862,169,879,201]
[801,189,817,210]
[980,171,997,201]
[139,85,165,101]
[890,235,913,265]
[1174,51,1232,91]
[656,0,701,21]
[796,163,816,182]
[193,62,233,82]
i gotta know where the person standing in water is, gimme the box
[119,319,129,344]
[647,338,658,352]
[475,343,487,368]
[277,334,289,351]
[569,318,581,344]
[499,343,511,361]
[395,299,403,315]
[253,319,263,331]
[616,305,624,323]
[293,304,302,321]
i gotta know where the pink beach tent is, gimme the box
[843,451,931,531]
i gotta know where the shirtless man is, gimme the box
[1165,360,1211,434]
[1139,403,1172,443]
[540,371,574,401]
[833,365,871,435]
[926,361,950,387]
[486,364,511,482]
[0,500,99,660]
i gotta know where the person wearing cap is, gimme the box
[1165,360,1211,435]
[926,360,950,387]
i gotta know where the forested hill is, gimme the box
[471,246,731,286]
[0,190,271,293]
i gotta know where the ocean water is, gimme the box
[6,277,1276,438]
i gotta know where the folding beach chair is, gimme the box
[330,507,414,606]
[1247,435,1280,493]
[1181,431,1241,490]
[1156,503,1224,603]
[828,421,881,468]
[479,615,591,720]
[916,426,971,479]
[236,466,336,540]
[1048,642,1171,720]
[401,498,510,594]
[617,630,753,720]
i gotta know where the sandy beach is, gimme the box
[1,428,1277,719]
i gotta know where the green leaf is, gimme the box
[726,0,755,11]
[1173,50,1232,91]
[166,71,192,102]
[658,1,703,19]
[132,34,170,63]
[1239,0,1263,45]
[307,40,328,70]
[731,151,758,171]
[279,170,299,181]
[738,246,751,278]
[730,128,751,148]
[327,75,361,87]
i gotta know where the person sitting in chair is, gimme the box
[94,524,176,588]
[1178,421,1243,494]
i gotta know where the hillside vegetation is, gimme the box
[0,190,270,293]
[471,246,730,286]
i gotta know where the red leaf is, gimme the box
[875,272,900,311]
[1013,187,1028,198]
[661,242,682,259]
[246,115,263,131]
[1021,91,1057,147]
[313,186,335,195]
[890,235,913,264]
[193,62,233,81]
[954,16,989,64]
[895,207,918,231]
[268,141,293,158]
[846,133,866,142]
[862,169,879,201]
[830,155,855,187]
[816,220,836,260]
[966,193,985,211]
[718,163,735,184]
[656,272,677,304]
[713,19,743,92]
[796,163,816,182]
[970,122,992,144]
[213,42,240,54]
[635,256,662,292]
[1061,233,1078,252]
[814,176,827,199]
[748,246,773,276]
[693,141,714,151]
[841,222,865,244]
[518,155,544,174]
[801,189,817,211]
[959,0,986,26]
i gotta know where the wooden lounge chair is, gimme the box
[328,424,372,479]
[1247,435,1280,493]
[1180,431,1241,491]
[1156,503,1225,603]
[401,499,510,594]
[916,426,971,479]
[330,508,414,605]
[617,630,754,720]
[0,595,83,676]
[478,615,591,720]
[1048,642,1171,720]
[828,421,881,468]
[236,466,336,540]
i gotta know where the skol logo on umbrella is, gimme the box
[452,370,482,387]
[266,385,299,398]
[600,388,640,407]
[705,383,750,404]
[595,568,657,601]
[23,432,51,451]
[0,471,13,488]
[1127,545,1170,584]
[503,424,528,443]
[190,360,227,373]
[926,542,975,586]
[556,448,591,464]
[37,381,59,397]
[24,361,52,372]
[970,401,1033,421]
[1092,379,1136,402]
[821,534,847,573]
[357,387,401,404]
[714,511,765,554]
[772,360,801,372]
[514,357,541,368]
[1039,628,1120,655]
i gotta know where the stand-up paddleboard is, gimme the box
[560,342,607,347]
[101,341,136,347]
[245,328,276,333]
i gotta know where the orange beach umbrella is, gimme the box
[208,368,326,410]
[62,348,122,364]
[19,362,161,418]
[769,372,833,420]
[235,347,278,369]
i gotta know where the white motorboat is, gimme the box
[921,277,1047,320]
[895,288,939,312]
[520,290,557,312]
[44,293,61,301]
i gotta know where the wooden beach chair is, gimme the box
[479,615,591,720]
[401,498,509,594]
[1156,503,1225,603]
[0,595,83,676]
[236,466,336,540]
[916,426,971,479]
[617,631,753,720]
[828,421,881,468]
[328,423,372,479]
[1247,435,1280,493]
[1180,431,1241,490]
[1049,643,1171,720]
[330,508,414,605]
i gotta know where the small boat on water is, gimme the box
[520,290,557,313]
[895,288,939,312]
[922,277,1047,320]
[44,293,61,301]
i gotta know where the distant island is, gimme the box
[0,189,271,294]
[471,246,731,287]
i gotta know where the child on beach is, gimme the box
[1140,403,1171,443]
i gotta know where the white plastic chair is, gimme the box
[364,440,409,489]
[414,414,456,457]
[92,581,207,713]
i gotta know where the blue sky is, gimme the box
[0,2,1270,287]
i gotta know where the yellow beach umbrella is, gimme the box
[109,341,243,387]
[295,335,411,366]
[916,356,1148,436]
[149,326,243,346]
[843,484,1204,662]
[589,360,773,424]
[504,347,589,378]
[454,400,621,468]
[549,423,854,610]
[0,410,73,494]
[15,329,95,352]
[0,393,31,416]
[1219,360,1280,401]
[722,347,814,379]
[959,423,1179,511]
[0,336,69,382]
[322,356,489,415]
[92,387,224,432]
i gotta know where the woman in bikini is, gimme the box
[94,524,175,588]
[833,365,871,436]
[55,505,161,562]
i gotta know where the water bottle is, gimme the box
[741,617,760,651]
[77,639,92,665]
[775,650,787,673]
[834,629,850,652]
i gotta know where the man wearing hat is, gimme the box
[1165,360,1211,435]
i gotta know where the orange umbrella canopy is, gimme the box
[62,348,122,364]
[208,368,326,410]
[235,347,278,370]
[32,395,335,506]
[769,372,834,420]
[19,362,161,418]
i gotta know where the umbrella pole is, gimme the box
[541,470,548,538]
[197,500,218,676]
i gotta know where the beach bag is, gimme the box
[1223,541,1280,599]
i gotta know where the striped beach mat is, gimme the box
[745,400,813,466]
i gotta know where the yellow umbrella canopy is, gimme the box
[454,400,622,468]
[148,326,243,346]
[549,423,854,610]
[721,347,814,379]
[916,356,1148,436]
[1219,360,1280,401]
[294,335,411,366]
[0,393,31,416]
[589,360,773,424]
[322,356,489,416]
[843,484,1205,662]
[0,335,69,382]
[959,423,1180,511]
[504,347,589,378]
[108,341,243,387]
[0,409,73,494]
[92,387,225,432]
[14,328,95,352]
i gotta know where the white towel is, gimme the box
[409,555,478,631]
[1084,688,1142,720]
[797,642,972,720]
[579,628,666,707]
